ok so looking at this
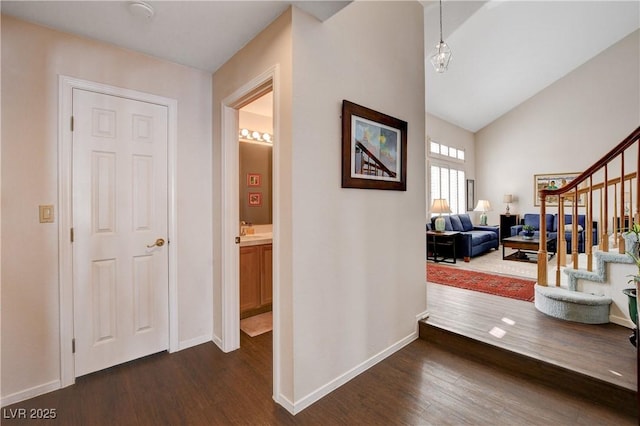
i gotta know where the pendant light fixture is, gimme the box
[129,1,155,20]
[430,0,452,73]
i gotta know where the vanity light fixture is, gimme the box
[239,128,274,145]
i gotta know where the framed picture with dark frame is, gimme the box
[341,100,407,191]
[466,179,475,211]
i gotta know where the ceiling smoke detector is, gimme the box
[129,1,155,20]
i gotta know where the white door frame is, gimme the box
[220,66,280,397]
[58,76,178,387]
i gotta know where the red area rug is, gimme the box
[426,263,535,302]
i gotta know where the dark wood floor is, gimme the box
[3,322,637,424]
[426,282,638,391]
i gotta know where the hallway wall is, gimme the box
[290,1,427,409]
[1,15,213,403]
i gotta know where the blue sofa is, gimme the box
[510,213,598,253]
[428,213,499,262]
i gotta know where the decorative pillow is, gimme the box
[449,215,464,232]
[523,214,540,230]
[564,224,584,232]
[458,214,474,231]
[443,215,453,231]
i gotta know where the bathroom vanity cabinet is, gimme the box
[240,243,272,319]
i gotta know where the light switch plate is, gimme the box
[39,205,55,223]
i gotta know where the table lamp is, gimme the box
[503,194,513,216]
[431,199,451,232]
[474,199,491,226]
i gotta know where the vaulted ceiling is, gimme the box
[424,0,640,132]
[3,1,638,132]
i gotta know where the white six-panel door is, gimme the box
[72,89,169,377]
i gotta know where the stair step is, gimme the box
[563,250,633,290]
[535,284,611,324]
[419,320,637,418]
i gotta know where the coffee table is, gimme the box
[502,235,557,263]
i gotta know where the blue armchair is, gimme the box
[511,213,598,253]
[428,213,499,262]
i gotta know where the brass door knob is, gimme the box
[147,238,165,248]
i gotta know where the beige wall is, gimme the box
[475,29,640,226]
[291,1,426,406]
[1,15,213,402]
[212,7,294,402]
[213,1,425,412]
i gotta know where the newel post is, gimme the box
[538,195,548,286]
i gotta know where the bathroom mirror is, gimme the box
[239,91,273,225]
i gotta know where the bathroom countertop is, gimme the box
[238,234,272,247]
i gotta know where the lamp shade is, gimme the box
[474,200,491,212]
[503,194,513,203]
[474,200,491,226]
[431,198,451,214]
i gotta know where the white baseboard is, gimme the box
[289,330,419,415]
[416,310,430,321]
[212,333,223,350]
[1,380,61,408]
[178,334,213,351]
[610,314,635,329]
[273,393,296,414]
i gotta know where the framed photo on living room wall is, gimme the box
[466,179,475,211]
[534,172,585,206]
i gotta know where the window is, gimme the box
[429,140,465,161]
[430,164,466,215]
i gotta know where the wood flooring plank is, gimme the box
[3,313,637,425]
[426,282,637,391]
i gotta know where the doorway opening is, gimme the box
[238,91,274,337]
[219,66,280,400]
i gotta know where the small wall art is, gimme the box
[248,192,262,207]
[247,173,261,187]
[341,100,407,191]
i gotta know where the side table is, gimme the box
[500,214,519,242]
[426,231,460,264]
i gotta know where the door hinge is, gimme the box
[70,116,74,132]
[70,227,74,243]
[72,338,76,354]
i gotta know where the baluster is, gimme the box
[586,175,593,271]
[558,196,566,268]
[637,140,640,225]
[602,165,609,252]
[613,182,619,249]
[619,153,626,253]
[572,187,579,267]
[554,198,562,286]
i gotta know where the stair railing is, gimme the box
[537,126,640,286]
